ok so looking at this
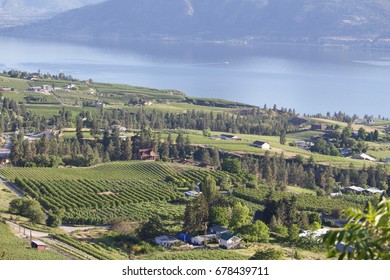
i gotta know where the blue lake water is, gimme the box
[1,36,390,117]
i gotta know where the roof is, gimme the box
[253,141,269,146]
[348,186,366,192]
[220,232,235,241]
[220,134,235,138]
[359,153,376,161]
[155,235,180,243]
[31,240,47,246]
[210,226,229,234]
[184,190,200,197]
[366,188,385,194]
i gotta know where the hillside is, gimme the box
[3,0,390,46]
[0,0,104,28]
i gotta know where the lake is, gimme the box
[1,35,390,117]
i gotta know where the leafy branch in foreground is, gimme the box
[323,198,390,260]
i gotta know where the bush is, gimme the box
[250,248,284,260]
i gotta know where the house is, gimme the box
[354,153,376,162]
[288,117,308,127]
[112,125,127,133]
[365,188,385,195]
[139,149,158,161]
[252,141,271,150]
[365,119,375,125]
[28,86,43,92]
[31,240,47,251]
[347,186,366,194]
[340,148,352,157]
[65,83,77,90]
[209,226,230,236]
[311,124,327,131]
[294,140,313,150]
[0,88,13,92]
[42,85,53,91]
[191,234,218,245]
[219,233,241,249]
[155,235,181,248]
[220,134,241,141]
[0,157,9,165]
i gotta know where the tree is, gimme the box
[250,248,284,260]
[202,175,217,202]
[138,215,166,242]
[230,203,251,230]
[221,158,241,174]
[209,206,231,227]
[9,198,45,224]
[183,194,209,234]
[238,221,270,243]
[280,129,286,145]
[324,198,390,260]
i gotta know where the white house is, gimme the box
[155,235,181,248]
[252,141,271,150]
[219,233,241,249]
[191,234,217,245]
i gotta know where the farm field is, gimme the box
[0,162,237,224]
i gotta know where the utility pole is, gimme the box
[204,222,209,247]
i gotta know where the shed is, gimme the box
[31,240,47,251]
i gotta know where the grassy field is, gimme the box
[0,221,65,260]
[163,130,380,168]
[0,182,17,211]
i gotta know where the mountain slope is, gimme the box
[4,0,390,44]
[0,0,105,27]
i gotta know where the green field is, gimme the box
[0,183,17,211]
[0,221,65,260]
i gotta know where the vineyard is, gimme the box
[0,162,237,224]
[233,186,374,213]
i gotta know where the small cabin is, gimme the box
[31,240,47,251]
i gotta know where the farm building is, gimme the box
[139,149,158,161]
[184,190,201,197]
[220,134,241,141]
[288,117,308,127]
[311,124,327,131]
[219,233,241,249]
[252,141,270,150]
[31,240,47,251]
[155,236,181,248]
[354,153,376,162]
[346,186,384,195]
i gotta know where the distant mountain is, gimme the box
[0,0,105,28]
[4,0,390,46]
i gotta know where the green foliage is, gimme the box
[221,158,242,174]
[9,198,45,224]
[202,175,217,202]
[288,224,300,243]
[324,198,390,260]
[183,194,209,234]
[238,220,269,243]
[138,216,166,242]
[209,206,231,227]
[229,203,251,230]
[0,222,64,260]
[250,248,284,260]
[144,249,248,260]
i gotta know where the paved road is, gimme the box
[0,178,24,197]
